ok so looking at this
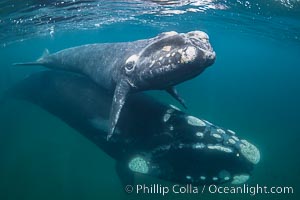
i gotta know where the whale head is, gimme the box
[123,31,216,90]
[127,106,260,185]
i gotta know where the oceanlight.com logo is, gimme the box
[124,184,294,196]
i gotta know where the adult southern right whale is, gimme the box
[6,70,260,187]
[14,30,216,139]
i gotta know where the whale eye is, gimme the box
[125,63,134,71]
[125,55,138,74]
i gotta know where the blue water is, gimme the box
[0,0,300,199]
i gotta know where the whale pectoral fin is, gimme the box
[115,161,134,189]
[107,81,130,140]
[166,87,187,109]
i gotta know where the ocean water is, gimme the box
[0,0,300,200]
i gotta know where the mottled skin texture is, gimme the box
[15,31,216,139]
[7,71,258,187]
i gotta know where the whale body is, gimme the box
[7,70,260,187]
[14,31,216,138]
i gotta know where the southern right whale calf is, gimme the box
[6,71,260,187]
[14,31,216,139]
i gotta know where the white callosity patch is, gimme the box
[227,129,236,135]
[228,138,236,145]
[188,31,209,40]
[207,144,233,153]
[125,54,139,64]
[186,116,206,127]
[181,46,197,64]
[163,31,178,37]
[128,157,149,174]
[162,45,172,52]
[193,143,205,149]
[239,140,260,165]
[231,174,250,185]
[166,108,175,114]
[203,120,212,125]
[231,136,239,141]
[216,128,226,134]
[163,113,171,122]
[195,132,204,138]
[169,104,181,111]
[219,170,231,181]
[212,133,222,139]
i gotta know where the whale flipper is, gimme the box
[13,49,50,66]
[13,62,42,66]
[108,80,130,140]
[166,87,187,109]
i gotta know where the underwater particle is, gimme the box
[200,176,206,180]
[186,175,192,180]
[207,144,233,153]
[212,177,218,181]
[186,116,206,127]
[49,25,55,38]
[169,125,174,131]
[195,132,204,138]
[239,140,260,165]
[163,113,171,122]
[231,174,250,184]
[128,157,149,174]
